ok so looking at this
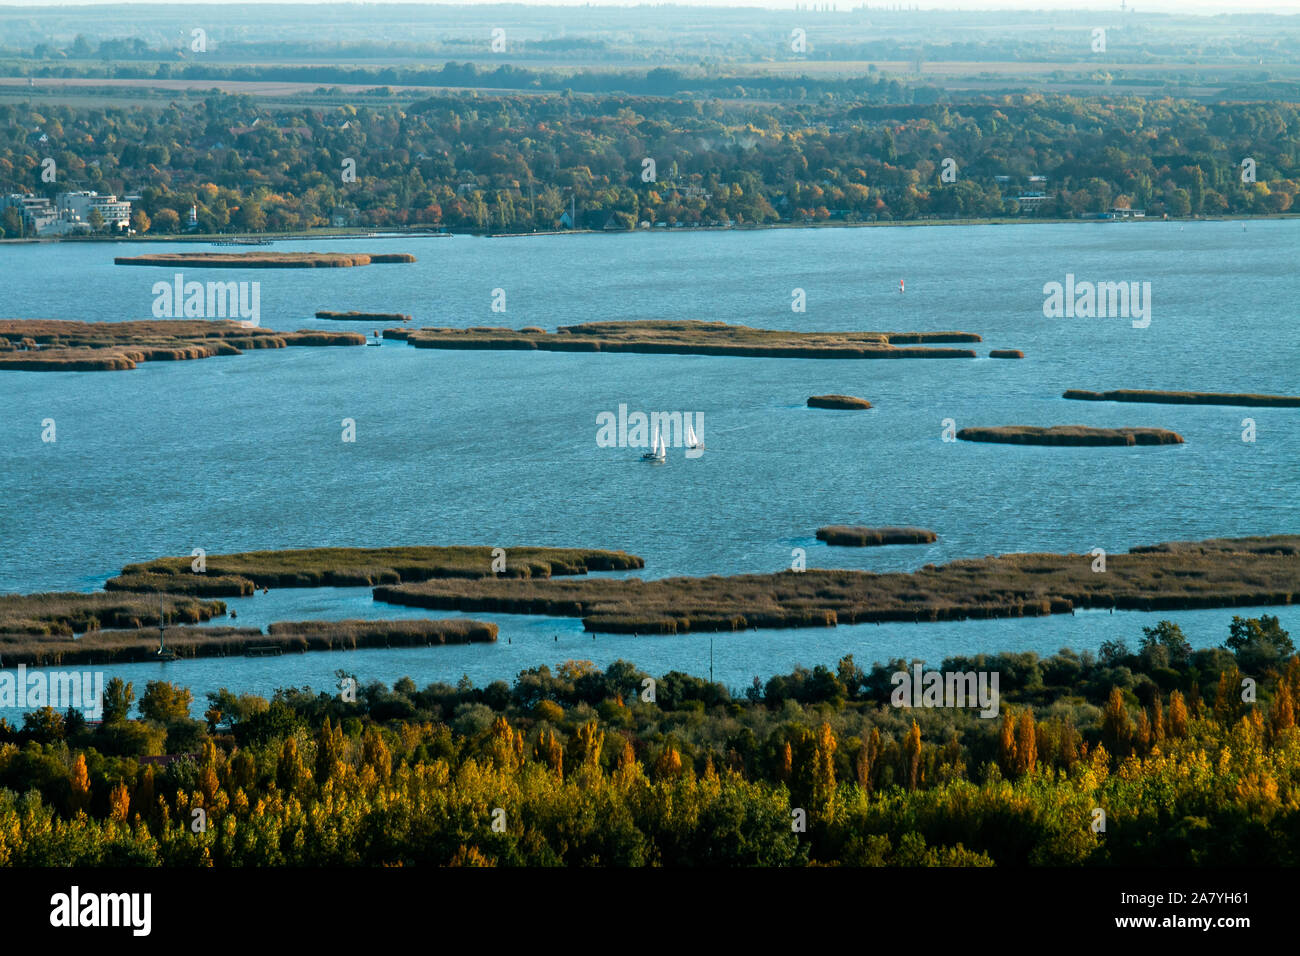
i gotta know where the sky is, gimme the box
[1,0,1299,14]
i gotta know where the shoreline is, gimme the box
[2,213,1295,247]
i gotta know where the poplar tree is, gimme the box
[904,721,922,791]
[1015,710,1037,776]
[1101,688,1134,758]
[69,754,91,813]
[1167,690,1190,738]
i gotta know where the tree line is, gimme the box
[0,616,1297,866]
[1,91,1296,238]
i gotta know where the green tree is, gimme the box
[102,677,135,723]
[139,681,193,724]
[1141,620,1192,668]
[1225,615,1294,674]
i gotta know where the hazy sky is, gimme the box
[3,0,1299,13]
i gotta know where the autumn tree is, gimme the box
[810,722,837,810]
[903,721,922,791]
[1015,709,1037,776]
[1166,690,1190,738]
[69,754,91,813]
[1101,688,1134,758]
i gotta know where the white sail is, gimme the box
[685,423,697,446]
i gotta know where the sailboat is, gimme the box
[641,428,666,462]
[685,421,703,452]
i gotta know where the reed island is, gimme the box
[0,319,363,371]
[0,618,497,666]
[816,526,937,546]
[388,320,982,359]
[105,545,645,596]
[807,395,873,410]
[1064,389,1300,407]
[373,535,1300,635]
[315,311,412,322]
[114,251,416,268]
[956,425,1185,446]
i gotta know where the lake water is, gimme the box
[1,221,1297,711]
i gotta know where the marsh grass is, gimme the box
[807,395,873,409]
[957,425,1184,446]
[315,311,412,321]
[406,320,981,359]
[374,536,1300,635]
[0,618,494,665]
[107,545,645,594]
[283,331,366,346]
[1065,389,1300,407]
[114,252,416,268]
[0,320,361,370]
[0,592,226,637]
[816,526,937,546]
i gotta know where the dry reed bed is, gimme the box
[957,425,1184,446]
[0,319,362,370]
[316,311,412,322]
[0,618,496,666]
[807,395,873,409]
[114,252,416,268]
[373,536,1300,635]
[404,320,981,359]
[0,592,226,637]
[989,349,1025,359]
[816,526,937,546]
[1065,389,1300,407]
[106,545,645,595]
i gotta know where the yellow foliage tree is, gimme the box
[108,781,130,822]
[1167,690,1190,738]
[998,710,1017,775]
[1271,681,1295,736]
[362,727,392,784]
[533,727,563,777]
[574,720,605,770]
[810,722,837,809]
[1015,710,1037,776]
[654,745,683,780]
[69,754,90,813]
[1101,688,1134,758]
[903,720,922,791]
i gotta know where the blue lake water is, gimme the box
[1,220,1297,711]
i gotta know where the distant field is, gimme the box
[749,59,1300,76]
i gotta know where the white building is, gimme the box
[55,191,132,232]
[3,191,133,235]
[1,194,57,235]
